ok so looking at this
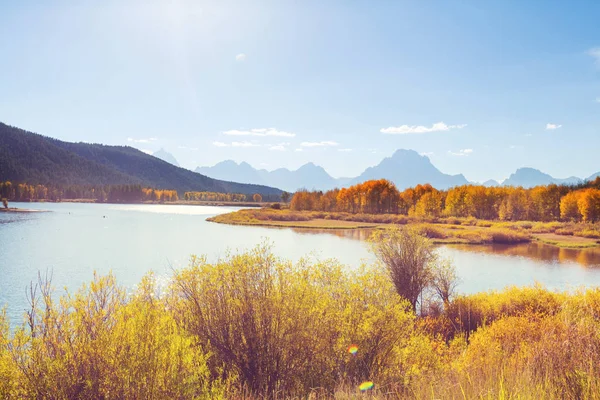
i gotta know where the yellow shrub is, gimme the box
[10,273,217,399]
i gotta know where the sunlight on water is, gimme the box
[108,204,242,215]
[2,202,600,327]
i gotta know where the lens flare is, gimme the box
[347,345,358,355]
[359,381,374,391]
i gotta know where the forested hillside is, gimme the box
[0,122,282,197]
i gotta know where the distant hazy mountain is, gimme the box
[198,150,469,192]
[587,172,600,181]
[195,150,596,193]
[261,163,342,192]
[502,167,581,188]
[196,161,267,186]
[350,149,469,190]
[196,161,342,192]
[482,179,500,187]
[0,122,282,197]
[153,148,179,167]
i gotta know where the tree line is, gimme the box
[290,177,600,222]
[184,191,248,202]
[0,181,178,203]
[0,181,272,204]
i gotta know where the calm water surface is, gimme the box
[2,202,600,325]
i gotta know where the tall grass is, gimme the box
[2,248,600,398]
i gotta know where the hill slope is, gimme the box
[0,122,281,196]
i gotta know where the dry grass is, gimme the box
[209,209,600,249]
[534,233,600,248]
[3,248,600,398]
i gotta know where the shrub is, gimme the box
[575,229,600,239]
[556,228,575,236]
[531,221,562,233]
[445,217,462,225]
[415,224,447,239]
[370,227,437,311]
[169,244,414,396]
[489,228,530,244]
[475,220,493,227]
[10,273,216,399]
[516,221,534,229]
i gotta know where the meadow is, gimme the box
[208,208,600,248]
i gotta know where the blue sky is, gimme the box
[1,0,599,182]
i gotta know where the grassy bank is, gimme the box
[2,246,600,399]
[208,208,600,248]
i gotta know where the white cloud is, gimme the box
[140,149,153,155]
[268,142,290,151]
[596,97,600,103]
[128,137,158,143]
[546,123,562,130]
[587,47,600,66]
[525,133,533,137]
[300,140,339,147]
[223,128,295,137]
[294,148,303,152]
[232,141,260,147]
[178,146,199,151]
[448,148,473,156]
[420,152,434,157]
[380,122,467,135]
[338,148,353,152]
[212,141,261,148]
[235,53,246,62]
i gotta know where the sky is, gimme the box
[1,0,599,182]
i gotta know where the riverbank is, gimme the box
[208,208,600,249]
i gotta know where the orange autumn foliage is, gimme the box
[289,177,600,222]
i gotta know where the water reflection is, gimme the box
[447,242,600,268]
[290,228,600,268]
[290,227,376,241]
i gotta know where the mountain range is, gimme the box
[197,150,469,192]
[196,150,599,192]
[501,168,583,188]
[3,120,597,196]
[196,161,351,193]
[0,122,282,197]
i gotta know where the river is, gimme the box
[2,202,600,325]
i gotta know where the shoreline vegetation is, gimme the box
[2,240,600,398]
[208,177,600,249]
[208,208,600,249]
